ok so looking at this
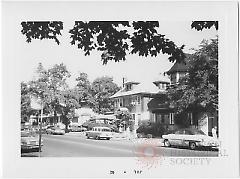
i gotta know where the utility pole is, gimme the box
[98,83,101,114]
[38,103,43,157]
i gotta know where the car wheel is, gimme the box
[95,136,99,140]
[189,142,197,150]
[164,139,171,147]
[107,137,110,140]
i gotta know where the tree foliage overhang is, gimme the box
[21,21,217,65]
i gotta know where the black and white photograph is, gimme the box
[19,20,220,158]
[1,1,239,178]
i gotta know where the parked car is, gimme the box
[46,126,55,134]
[86,126,113,140]
[162,128,219,150]
[46,126,65,135]
[21,130,43,152]
[83,121,118,132]
[69,124,87,132]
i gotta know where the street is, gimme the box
[21,134,218,157]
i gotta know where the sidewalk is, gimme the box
[65,131,164,146]
[111,132,164,144]
[65,131,86,137]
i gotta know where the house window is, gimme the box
[131,95,140,105]
[161,114,165,123]
[155,114,161,124]
[170,113,174,124]
[159,83,162,89]
[132,114,135,121]
[115,100,118,108]
[126,84,132,91]
[163,83,167,89]
[137,96,141,105]
[164,114,169,124]
[188,113,193,125]
[120,98,123,107]
[170,73,177,84]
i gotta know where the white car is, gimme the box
[86,127,112,140]
[162,128,219,150]
[46,126,65,135]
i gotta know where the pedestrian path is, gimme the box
[65,131,164,146]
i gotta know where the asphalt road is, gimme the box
[21,134,218,157]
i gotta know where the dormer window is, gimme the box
[153,81,170,90]
[126,84,132,91]
[170,73,177,84]
[124,81,140,91]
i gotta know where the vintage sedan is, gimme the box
[86,126,112,140]
[21,131,43,152]
[162,128,219,150]
[69,124,87,132]
[46,126,65,135]
[46,126,55,134]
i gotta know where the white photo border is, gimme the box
[1,1,239,178]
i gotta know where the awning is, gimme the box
[148,98,172,113]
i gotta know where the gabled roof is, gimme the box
[153,74,170,84]
[124,81,140,85]
[110,82,160,98]
[166,54,192,75]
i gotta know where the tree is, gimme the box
[21,21,188,64]
[92,76,120,114]
[69,21,185,64]
[115,110,133,130]
[59,89,80,132]
[75,72,95,108]
[21,21,217,64]
[167,37,218,126]
[21,82,32,122]
[21,21,63,44]
[28,63,72,125]
[191,21,218,31]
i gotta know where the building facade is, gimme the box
[110,80,162,127]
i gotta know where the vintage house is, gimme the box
[147,60,191,132]
[110,80,161,127]
[148,55,218,136]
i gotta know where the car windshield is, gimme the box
[191,129,205,135]
[175,130,184,134]
[102,129,110,132]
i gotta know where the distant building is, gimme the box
[74,107,96,125]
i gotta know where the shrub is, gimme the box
[136,121,166,137]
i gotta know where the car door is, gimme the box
[181,130,192,147]
[96,128,102,137]
[169,130,184,146]
[89,128,95,138]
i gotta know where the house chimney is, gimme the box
[123,77,126,88]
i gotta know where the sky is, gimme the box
[18,21,217,87]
